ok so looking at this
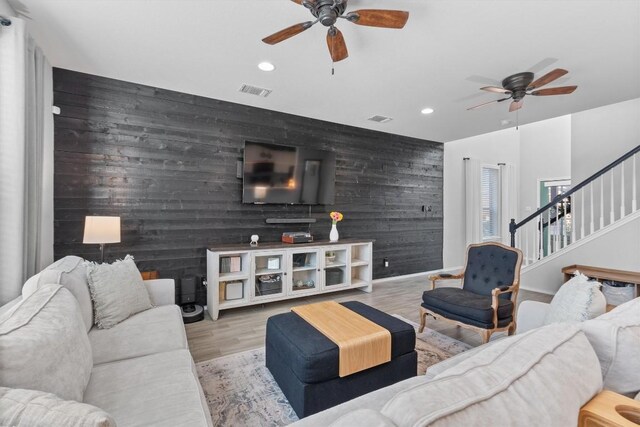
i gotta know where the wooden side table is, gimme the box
[579,390,640,426]
[562,265,640,311]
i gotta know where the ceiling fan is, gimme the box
[262,0,409,63]
[467,68,577,112]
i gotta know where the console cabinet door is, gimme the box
[251,251,287,301]
[288,248,322,296]
[321,246,351,290]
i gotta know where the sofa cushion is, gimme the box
[545,273,604,325]
[582,297,640,396]
[0,387,115,427]
[84,349,212,427]
[0,284,93,402]
[379,324,602,426]
[421,287,513,328]
[23,256,94,332]
[86,255,153,329]
[89,304,188,365]
[266,301,415,383]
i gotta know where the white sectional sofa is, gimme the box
[0,256,213,427]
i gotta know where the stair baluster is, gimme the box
[509,145,640,264]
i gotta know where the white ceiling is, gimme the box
[12,0,640,142]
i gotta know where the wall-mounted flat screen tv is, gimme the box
[243,141,336,205]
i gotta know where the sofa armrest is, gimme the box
[427,272,464,290]
[516,300,551,334]
[144,279,176,306]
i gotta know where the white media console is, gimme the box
[206,239,373,320]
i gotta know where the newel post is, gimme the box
[509,219,517,248]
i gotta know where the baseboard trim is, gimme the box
[373,266,464,285]
[519,284,555,296]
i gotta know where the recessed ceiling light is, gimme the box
[420,107,434,115]
[258,62,275,72]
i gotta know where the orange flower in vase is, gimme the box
[329,211,343,242]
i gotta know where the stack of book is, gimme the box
[220,256,242,274]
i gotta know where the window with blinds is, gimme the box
[481,166,500,239]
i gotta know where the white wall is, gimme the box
[443,128,520,267]
[520,98,640,294]
[572,98,640,183]
[571,98,640,236]
[0,0,14,16]
[443,116,572,268]
[521,212,640,294]
[518,115,572,219]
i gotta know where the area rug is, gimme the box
[195,316,471,427]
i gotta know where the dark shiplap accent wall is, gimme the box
[53,68,443,287]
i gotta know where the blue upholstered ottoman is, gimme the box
[265,301,417,418]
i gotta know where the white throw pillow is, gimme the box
[544,272,603,325]
[582,297,640,396]
[0,387,115,427]
[86,255,153,329]
[0,284,93,402]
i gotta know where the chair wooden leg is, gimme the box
[508,322,517,336]
[480,329,492,344]
[418,308,426,333]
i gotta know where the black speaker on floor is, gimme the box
[180,276,204,323]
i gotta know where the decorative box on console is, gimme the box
[256,274,282,296]
[282,232,314,244]
[223,281,244,301]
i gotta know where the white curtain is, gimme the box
[464,158,482,247]
[500,163,518,246]
[0,18,54,304]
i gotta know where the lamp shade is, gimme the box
[83,216,121,244]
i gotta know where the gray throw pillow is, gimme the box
[86,255,153,329]
[0,387,115,427]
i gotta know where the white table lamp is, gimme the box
[83,216,121,262]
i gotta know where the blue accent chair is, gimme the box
[419,242,523,343]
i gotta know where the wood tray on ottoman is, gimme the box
[265,301,417,418]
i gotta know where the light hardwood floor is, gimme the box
[185,276,552,362]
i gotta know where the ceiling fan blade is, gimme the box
[467,97,510,111]
[509,100,523,112]
[480,86,511,94]
[528,68,568,90]
[346,10,409,29]
[262,21,314,45]
[327,27,348,62]
[530,85,578,96]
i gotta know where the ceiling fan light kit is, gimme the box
[468,68,578,112]
[262,0,409,64]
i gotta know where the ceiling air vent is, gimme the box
[367,115,392,123]
[239,84,272,98]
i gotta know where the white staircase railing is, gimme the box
[510,145,640,267]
